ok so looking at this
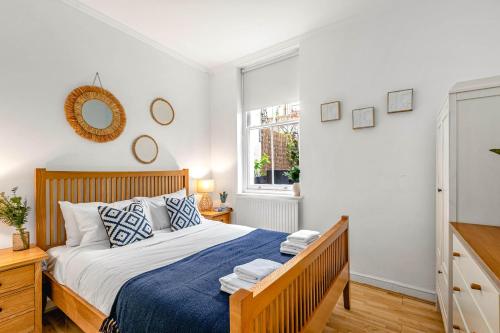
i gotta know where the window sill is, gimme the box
[237,192,303,201]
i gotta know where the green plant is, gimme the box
[0,187,30,248]
[219,191,228,203]
[284,165,300,183]
[285,132,299,167]
[254,153,271,177]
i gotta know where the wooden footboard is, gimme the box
[230,216,350,333]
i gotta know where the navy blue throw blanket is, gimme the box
[100,229,293,333]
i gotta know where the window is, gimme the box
[244,103,300,192]
[240,51,300,193]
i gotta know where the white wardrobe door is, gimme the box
[436,109,450,330]
[437,112,450,273]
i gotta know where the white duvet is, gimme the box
[47,219,253,315]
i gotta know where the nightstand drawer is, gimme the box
[0,265,34,295]
[0,247,46,333]
[0,310,34,333]
[0,287,34,322]
[201,209,232,224]
[213,214,230,223]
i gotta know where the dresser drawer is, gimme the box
[452,295,469,332]
[0,287,34,322]
[0,265,34,295]
[453,262,493,333]
[0,310,34,333]
[453,235,499,332]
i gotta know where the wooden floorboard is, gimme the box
[42,282,444,333]
[324,283,445,333]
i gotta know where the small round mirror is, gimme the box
[81,99,113,129]
[133,135,158,164]
[150,98,175,125]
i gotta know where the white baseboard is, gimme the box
[351,271,436,302]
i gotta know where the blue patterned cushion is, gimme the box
[165,195,201,231]
[98,202,153,248]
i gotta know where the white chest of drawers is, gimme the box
[450,223,500,333]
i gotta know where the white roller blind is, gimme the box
[242,54,299,111]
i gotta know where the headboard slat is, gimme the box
[35,168,189,250]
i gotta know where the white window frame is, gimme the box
[241,103,300,194]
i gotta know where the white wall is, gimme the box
[0,0,210,248]
[210,0,500,297]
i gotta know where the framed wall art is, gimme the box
[320,101,341,122]
[387,88,413,113]
[352,107,375,129]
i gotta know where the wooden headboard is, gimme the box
[35,168,189,250]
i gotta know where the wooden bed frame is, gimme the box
[35,168,350,333]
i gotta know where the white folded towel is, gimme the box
[234,259,282,283]
[220,284,238,295]
[219,273,255,295]
[280,246,300,255]
[287,230,320,244]
[281,240,308,250]
[280,241,307,254]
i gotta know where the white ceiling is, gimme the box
[73,0,391,70]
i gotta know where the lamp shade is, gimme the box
[197,179,214,193]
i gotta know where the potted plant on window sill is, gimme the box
[284,165,301,196]
[254,153,271,184]
[0,187,31,251]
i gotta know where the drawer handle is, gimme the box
[453,324,460,330]
[452,286,461,292]
[437,270,442,274]
[470,283,482,291]
[452,251,461,257]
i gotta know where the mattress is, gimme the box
[46,219,254,315]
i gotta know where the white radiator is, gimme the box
[235,195,299,233]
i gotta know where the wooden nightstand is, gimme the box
[201,208,233,224]
[0,246,47,333]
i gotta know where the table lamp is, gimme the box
[197,179,214,211]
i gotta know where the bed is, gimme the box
[35,168,350,333]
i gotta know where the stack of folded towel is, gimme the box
[219,259,282,294]
[280,230,320,255]
[219,273,255,295]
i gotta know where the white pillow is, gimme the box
[134,189,186,230]
[73,199,134,245]
[59,201,83,247]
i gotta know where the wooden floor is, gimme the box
[325,283,445,333]
[43,282,444,333]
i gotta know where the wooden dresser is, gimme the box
[450,222,500,333]
[0,246,47,333]
[200,208,233,224]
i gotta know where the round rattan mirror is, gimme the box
[65,86,126,142]
[132,135,158,164]
[150,98,175,126]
